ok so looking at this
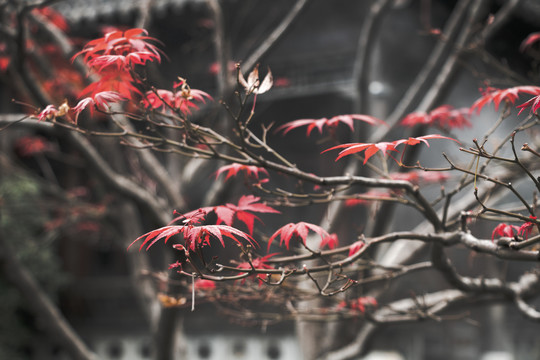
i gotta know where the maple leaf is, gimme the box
[320,233,339,249]
[73,91,126,121]
[37,104,58,122]
[402,105,470,129]
[73,28,162,69]
[129,215,255,252]
[517,95,540,115]
[470,86,540,114]
[520,32,540,52]
[268,222,330,250]
[323,135,458,163]
[215,163,268,181]
[237,253,277,285]
[491,223,519,242]
[143,80,212,115]
[322,141,398,163]
[276,114,387,136]
[348,240,365,257]
[178,196,279,235]
[79,71,141,100]
[518,216,537,239]
[238,64,273,94]
[392,134,460,147]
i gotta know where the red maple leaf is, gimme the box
[520,32,540,52]
[268,222,330,250]
[37,104,59,122]
[517,95,540,115]
[73,91,126,121]
[143,83,211,115]
[276,114,386,136]
[348,240,365,257]
[323,134,458,163]
[392,134,460,147]
[491,223,519,242]
[237,253,277,285]
[323,141,398,163]
[518,216,537,239]
[177,196,279,235]
[215,163,268,181]
[402,105,470,129]
[73,28,162,70]
[320,233,339,249]
[129,211,255,252]
[470,86,540,114]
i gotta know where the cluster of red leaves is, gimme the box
[130,208,256,252]
[276,114,386,137]
[14,136,53,157]
[215,163,269,182]
[177,195,280,236]
[338,296,377,313]
[323,134,459,163]
[72,28,163,109]
[267,222,333,250]
[73,28,162,72]
[491,216,537,241]
[401,105,470,129]
[469,86,540,114]
[142,79,212,115]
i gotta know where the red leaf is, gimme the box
[393,134,460,147]
[129,222,255,252]
[268,222,330,250]
[402,105,470,129]
[323,141,398,163]
[491,223,519,242]
[520,32,540,52]
[518,216,537,239]
[178,196,279,235]
[348,240,365,257]
[276,114,386,136]
[215,163,268,181]
[517,95,540,115]
[470,86,540,114]
[73,91,126,121]
[320,233,339,249]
